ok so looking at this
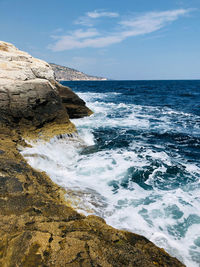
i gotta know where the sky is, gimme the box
[0,0,200,80]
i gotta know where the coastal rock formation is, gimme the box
[0,127,185,267]
[0,41,92,138]
[0,41,185,266]
[50,63,107,81]
[54,81,93,118]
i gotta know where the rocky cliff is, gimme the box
[0,41,185,267]
[50,63,107,81]
[0,41,92,139]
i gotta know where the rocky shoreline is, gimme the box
[0,41,185,266]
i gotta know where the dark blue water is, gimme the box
[60,80,200,266]
[62,80,200,165]
[62,80,200,115]
[23,80,200,266]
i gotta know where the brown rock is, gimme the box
[54,80,93,118]
[0,79,66,125]
[0,126,185,267]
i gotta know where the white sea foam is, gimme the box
[21,134,200,266]
[75,94,200,137]
[21,91,200,267]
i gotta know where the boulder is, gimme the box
[0,41,54,81]
[53,80,93,118]
[0,41,92,137]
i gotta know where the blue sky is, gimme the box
[0,0,200,79]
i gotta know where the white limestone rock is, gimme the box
[0,41,54,81]
[0,41,64,125]
[0,41,92,126]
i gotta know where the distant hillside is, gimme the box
[49,63,107,81]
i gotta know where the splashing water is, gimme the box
[21,80,200,267]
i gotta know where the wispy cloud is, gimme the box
[49,9,191,51]
[120,9,189,35]
[70,29,99,39]
[75,9,119,26]
[87,10,119,19]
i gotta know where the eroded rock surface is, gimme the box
[54,81,93,118]
[0,127,185,267]
[0,41,92,137]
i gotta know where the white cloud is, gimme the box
[87,10,119,19]
[75,9,119,26]
[120,9,189,35]
[49,9,191,51]
[74,17,93,27]
[72,29,99,39]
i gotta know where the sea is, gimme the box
[22,80,200,267]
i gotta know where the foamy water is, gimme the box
[21,82,200,267]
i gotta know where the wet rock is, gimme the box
[54,80,93,118]
[0,127,185,267]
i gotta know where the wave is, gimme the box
[21,84,200,267]
[21,131,200,267]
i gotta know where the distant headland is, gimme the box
[50,63,108,81]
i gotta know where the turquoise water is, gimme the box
[22,80,200,266]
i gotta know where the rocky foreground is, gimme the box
[50,63,107,81]
[0,41,185,266]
